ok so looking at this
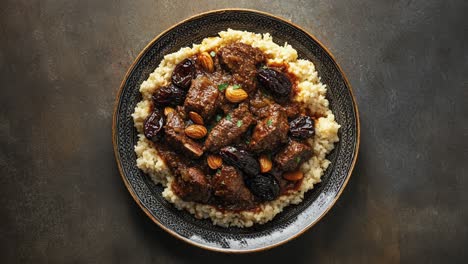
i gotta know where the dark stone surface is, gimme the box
[0,0,466,263]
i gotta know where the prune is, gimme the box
[219,146,259,177]
[246,174,280,201]
[143,110,164,141]
[289,115,315,139]
[172,59,196,89]
[257,68,292,102]
[152,84,186,107]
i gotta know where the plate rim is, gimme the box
[112,8,360,253]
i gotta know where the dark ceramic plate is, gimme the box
[113,9,359,253]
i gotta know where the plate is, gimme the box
[113,9,359,253]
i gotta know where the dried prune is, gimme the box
[289,115,315,139]
[257,68,292,102]
[143,110,164,141]
[246,174,280,201]
[152,84,186,107]
[172,59,196,89]
[219,146,259,177]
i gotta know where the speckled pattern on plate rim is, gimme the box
[112,8,360,253]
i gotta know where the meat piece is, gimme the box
[248,90,274,118]
[249,91,300,119]
[212,165,255,209]
[249,105,289,152]
[157,146,210,202]
[184,75,220,121]
[218,42,265,93]
[283,103,300,119]
[219,98,237,114]
[156,145,186,173]
[164,111,203,158]
[206,70,232,85]
[274,140,313,171]
[172,167,211,203]
[218,43,265,75]
[205,104,254,151]
[201,72,236,114]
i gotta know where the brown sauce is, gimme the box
[145,42,317,211]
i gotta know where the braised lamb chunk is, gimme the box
[164,111,203,158]
[274,140,313,171]
[184,75,220,121]
[157,147,210,202]
[249,90,300,119]
[248,90,274,118]
[204,72,237,114]
[249,104,289,152]
[218,42,265,93]
[206,69,232,85]
[218,42,265,74]
[172,167,211,203]
[205,104,254,151]
[212,165,255,209]
[218,98,237,114]
[283,103,301,119]
[155,145,185,173]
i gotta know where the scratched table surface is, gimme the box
[1,0,467,263]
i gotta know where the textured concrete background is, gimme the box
[1,0,467,263]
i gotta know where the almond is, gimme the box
[183,143,203,157]
[283,170,304,181]
[259,154,272,173]
[197,52,214,73]
[184,124,207,139]
[207,155,223,169]
[225,85,248,103]
[189,111,204,125]
[164,107,175,116]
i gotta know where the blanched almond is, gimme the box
[283,170,304,181]
[164,107,175,116]
[198,52,214,73]
[184,124,207,139]
[259,155,272,173]
[207,155,223,169]
[183,143,203,157]
[225,85,248,103]
[189,111,204,125]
